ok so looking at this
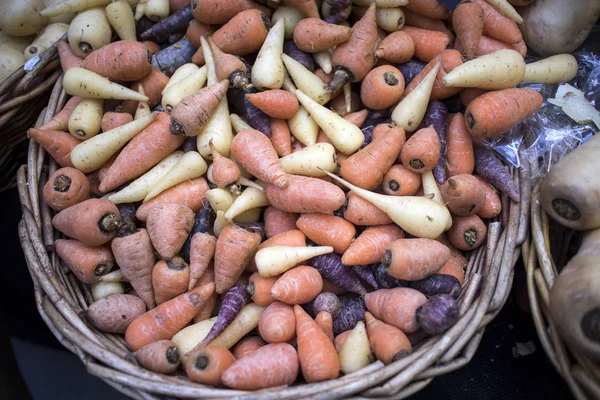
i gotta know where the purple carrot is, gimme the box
[180,199,214,263]
[415,294,459,335]
[351,265,378,289]
[182,136,198,152]
[151,38,198,76]
[311,253,367,295]
[325,0,352,10]
[474,147,520,202]
[140,5,193,43]
[409,274,461,298]
[313,292,341,319]
[194,285,250,349]
[332,294,366,335]
[136,17,156,41]
[168,32,186,44]
[372,263,407,289]
[237,222,266,241]
[325,8,350,24]
[284,41,315,72]
[424,101,449,184]
[395,60,426,84]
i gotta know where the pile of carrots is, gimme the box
[28,0,578,391]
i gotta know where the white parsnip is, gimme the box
[161,66,207,111]
[353,6,405,32]
[41,0,137,17]
[67,8,112,58]
[522,54,578,84]
[213,210,231,237]
[172,317,217,359]
[392,60,441,132]
[339,321,371,374]
[237,176,265,192]
[145,0,169,21]
[135,0,147,20]
[272,6,304,39]
[287,105,319,146]
[105,0,137,41]
[97,269,126,282]
[282,69,298,93]
[233,207,262,223]
[144,151,208,201]
[252,18,285,90]
[0,0,47,36]
[208,304,265,349]
[421,170,445,205]
[0,48,25,83]
[134,84,151,120]
[24,23,69,60]
[162,64,199,94]
[230,114,253,133]
[256,245,334,277]
[224,187,270,222]
[68,98,104,140]
[483,0,523,24]
[313,50,333,74]
[280,143,337,177]
[64,68,150,102]
[91,281,124,301]
[0,33,34,53]
[206,188,234,213]
[282,54,331,105]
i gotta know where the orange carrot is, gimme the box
[193,263,218,322]
[364,287,428,333]
[266,174,345,214]
[322,278,348,296]
[232,336,266,359]
[39,96,83,132]
[152,257,190,305]
[146,203,194,259]
[135,178,209,221]
[343,192,394,226]
[441,173,487,216]
[121,68,170,113]
[27,128,81,168]
[57,40,82,72]
[360,65,405,111]
[330,91,362,117]
[452,1,484,59]
[55,239,113,284]
[170,80,229,136]
[314,68,332,84]
[402,49,463,100]
[245,90,299,120]
[100,112,133,132]
[82,40,152,81]
[43,167,90,212]
[269,119,292,158]
[400,125,441,173]
[192,9,269,65]
[382,164,422,196]
[470,35,526,57]
[437,253,466,285]
[294,305,340,382]
[315,311,334,343]
[264,206,298,238]
[270,266,323,305]
[447,214,487,250]
[53,199,121,246]
[342,224,404,266]
[334,330,352,352]
[186,21,216,48]
[192,0,271,25]
[472,0,522,44]
[186,346,236,386]
[375,31,415,64]
[405,0,450,19]
[214,224,262,294]
[458,88,488,107]
[296,214,355,254]
[248,272,279,307]
[170,0,190,11]
[133,340,181,374]
[365,311,411,364]
[141,41,161,55]
[125,282,215,351]
[383,238,450,281]
[286,0,320,18]
[207,37,248,89]
[221,343,299,390]
[293,18,352,53]
[446,112,475,177]
[210,141,240,187]
[247,229,306,271]
[258,301,296,343]
[403,9,453,35]
[189,232,217,290]
[401,26,452,63]
[99,113,185,193]
[465,88,543,140]
[475,175,502,218]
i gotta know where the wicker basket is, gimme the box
[17,78,529,399]
[0,36,64,193]
[524,178,600,400]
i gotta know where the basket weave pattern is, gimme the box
[17,79,530,399]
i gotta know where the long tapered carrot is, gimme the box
[446,113,475,177]
[269,119,292,157]
[189,233,217,290]
[472,0,522,44]
[121,68,171,113]
[403,9,452,35]
[125,283,215,351]
[402,49,463,101]
[293,18,352,53]
[452,1,484,59]
[315,311,334,343]
[146,203,195,259]
[245,90,299,120]
[231,129,288,188]
[401,26,452,63]
[192,0,271,25]
[39,96,83,132]
[465,88,543,139]
[193,263,218,322]
[99,113,185,192]
[57,40,83,71]
[55,239,114,284]
[400,126,441,173]
[375,31,415,64]
[343,192,394,226]
[265,174,345,214]
[462,35,526,57]
[81,40,152,81]
[101,112,133,132]
[214,225,262,294]
[135,178,209,221]
[270,266,323,305]
[296,214,355,254]
[53,199,121,246]
[294,305,340,382]
[186,21,216,48]
[258,301,296,343]
[341,224,404,266]
[365,312,411,364]
[152,257,190,305]
[28,128,81,168]
[405,0,450,19]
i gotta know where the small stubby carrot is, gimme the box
[334,330,352,352]
[55,239,114,284]
[401,26,452,63]
[360,65,405,111]
[142,41,161,55]
[441,174,487,216]
[265,174,345,214]
[364,311,411,364]
[404,0,450,19]
[315,311,334,343]
[81,40,152,82]
[341,225,404,266]
[152,257,191,305]
[465,88,543,140]
[43,167,90,212]
[222,342,299,390]
[134,340,181,374]
[191,0,270,25]
[399,125,440,173]
[343,192,394,226]
[189,232,217,290]
[57,40,82,72]
[452,1,484,59]
[270,266,323,305]
[475,175,502,219]
[125,282,215,351]
[39,96,83,132]
[364,287,427,333]
[447,214,487,250]
[53,199,121,246]
[264,206,299,238]
[294,305,340,382]
[269,119,292,158]
[403,9,452,35]
[206,37,249,90]
[232,336,266,359]
[146,203,195,260]
[135,178,209,222]
[382,164,422,196]
[437,252,466,285]
[248,272,279,307]
[258,301,296,343]
[446,112,475,177]
[209,142,240,189]
[383,238,450,281]
[186,21,216,48]
[402,49,463,101]
[245,90,300,120]
[472,0,522,45]
[28,128,81,168]
[293,18,352,53]
[296,214,355,254]
[231,129,288,189]
[99,113,185,193]
[214,224,262,294]
[185,345,236,386]
[375,31,415,64]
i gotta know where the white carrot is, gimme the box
[237,177,265,192]
[353,6,405,32]
[280,143,337,177]
[339,321,371,374]
[313,50,333,74]
[233,207,262,223]
[206,188,234,213]
[91,281,124,301]
[144,151,208,201]
[295,89,364,155]
[97,269,126,282]
[421,170,445,205]
[162,64,200,94]
[522,54,578,84]
[105,0,136,41]
[41,0,137,17]
[252,18,286,90]
[70,113,157,173]
[256,245,334,277]
[161,66,207,111]
[68,99,104,140]
[134,84,151,120]
[230,114,254,133]
[135,0,147,20]
[172,317,217,360]
[282,54,331,105]
[145,0,169,21]
[272,6,304,40]
[64,68,149,102]
[208,304,265,349]
[224,187,270,222]
[282,69,298,93]
[288,105,319,146]
[391,60,441,132]
[67,8,112,58]
[25,23,69,61]
[213,210,231,237]
[483,0,523,24]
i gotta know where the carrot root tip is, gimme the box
[464,229,478,247]
[170,119,187,136]
[53,175,72,193]
[166,346,181,365]
[383,72,399,87]
[79,42,93,55]
[552,198,581,221]
[465,113,475,130]
[167,257,188,271]
[99,213,122,233]
[194,354,210,371]
[382,250,392,269]
[391,349,411,362]
[387,179,400,192]
[230,71,249,90]
[408,159,424,170]
[327,69,351,94]
[94,263,112,277]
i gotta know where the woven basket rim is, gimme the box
[16,79,528,399]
